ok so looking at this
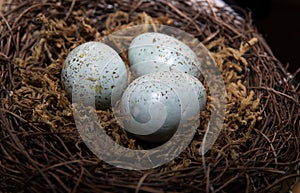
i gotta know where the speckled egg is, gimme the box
[119,72,206,143]
[128,32,201,79]
[61,42,128,109]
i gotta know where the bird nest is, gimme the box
[0,0,299,192]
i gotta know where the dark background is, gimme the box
[224,0,300,77]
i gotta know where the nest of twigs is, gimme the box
[0,0,299,193]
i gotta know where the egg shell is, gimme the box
[128,32,201,79]
[61,42,128,109]
[119,71,207,143]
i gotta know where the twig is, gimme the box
[250,86,299,106]
[204,0,217,19]
[65,0,76,20]
[0,12,16,46]
[135,173,151,193]
[163,1,201,33]
[264,173,300,192]
[254,128,278,164]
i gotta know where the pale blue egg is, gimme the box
[119,72,206,143]
[128,32,201,79]
[61,42,128,109]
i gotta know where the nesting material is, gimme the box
[0,1,299,193]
